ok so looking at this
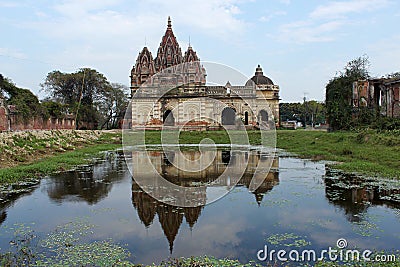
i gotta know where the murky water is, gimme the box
[0,148,399,265]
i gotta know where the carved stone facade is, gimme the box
[130,17,280,129]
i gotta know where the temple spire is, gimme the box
[167,16,172,28]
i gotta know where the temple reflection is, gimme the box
[131,149,279,253]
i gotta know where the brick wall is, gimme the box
[0,106,9,131]
[10,115,75,131]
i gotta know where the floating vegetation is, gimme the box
[261,198,292,208]
[325,170,400,205]
[0,223,37,266]
[90,207,114,214]
[266,233,311,248]
[0,218,132,266]
[159,256,263,267]
[308,218,333,228]
[352,220,381,237]
[291,191,316,198]
[40,219,96,249]
[37,239,131,267]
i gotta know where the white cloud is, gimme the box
[23,0,248,46]
[276,0,390,44]
[277,20,345,43]
[8,0,250,93]
[139,0,248,38]
[259,10,286,22]
[310,0,390,19]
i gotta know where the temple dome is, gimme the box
[246,65,274,86]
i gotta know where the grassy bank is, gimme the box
[1,129,398,183]
[0,131,122,184]
[132,129,399,179]
[276,129,400,179]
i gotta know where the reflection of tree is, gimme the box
[0,182,39,226]
[324,169,400,222]
[0,211,6,225]
[45,152,126,205]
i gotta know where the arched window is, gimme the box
[221,107,235,125]
[163,110,175,126]
[259,110,268,123]
[244,111,249,125]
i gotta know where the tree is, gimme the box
[305,100,326,126]
[384,72,400,79]
[97,83,129,129]
[0,75,45,123]
[41,68,113,129]
[41,100,67,119]
[41,68,129,129]
[280,101,325,126]
[325,55,370,131]
[280,103,304,122]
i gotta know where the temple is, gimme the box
[129,17,280,130]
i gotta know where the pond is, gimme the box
[0,147,399,265]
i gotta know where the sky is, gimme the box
[1,0,399,102]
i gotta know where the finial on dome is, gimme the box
[167,16,172,28]
[255,64,263,75]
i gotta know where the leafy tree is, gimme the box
[0,75,44,123]
[41,68,129,129]
[325,55,370,131]
[384,72,400,79]
[41,68,113,129]
[41,100,68,119]
[97,83,129,129]
[280,103,304,122]
[280,101,325,126]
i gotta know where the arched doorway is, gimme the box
[221,107,235,125]
[259,110,268,123]
[244,111,249,125]
[221,150,231,165]
[163,110,175,126]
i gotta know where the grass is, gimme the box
[125,129,400,179]
[0,132,122,184]
[276,129,400,179]
[2,128,398,183]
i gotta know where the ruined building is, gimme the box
[129,17,280,130]
[352,78,400,118]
